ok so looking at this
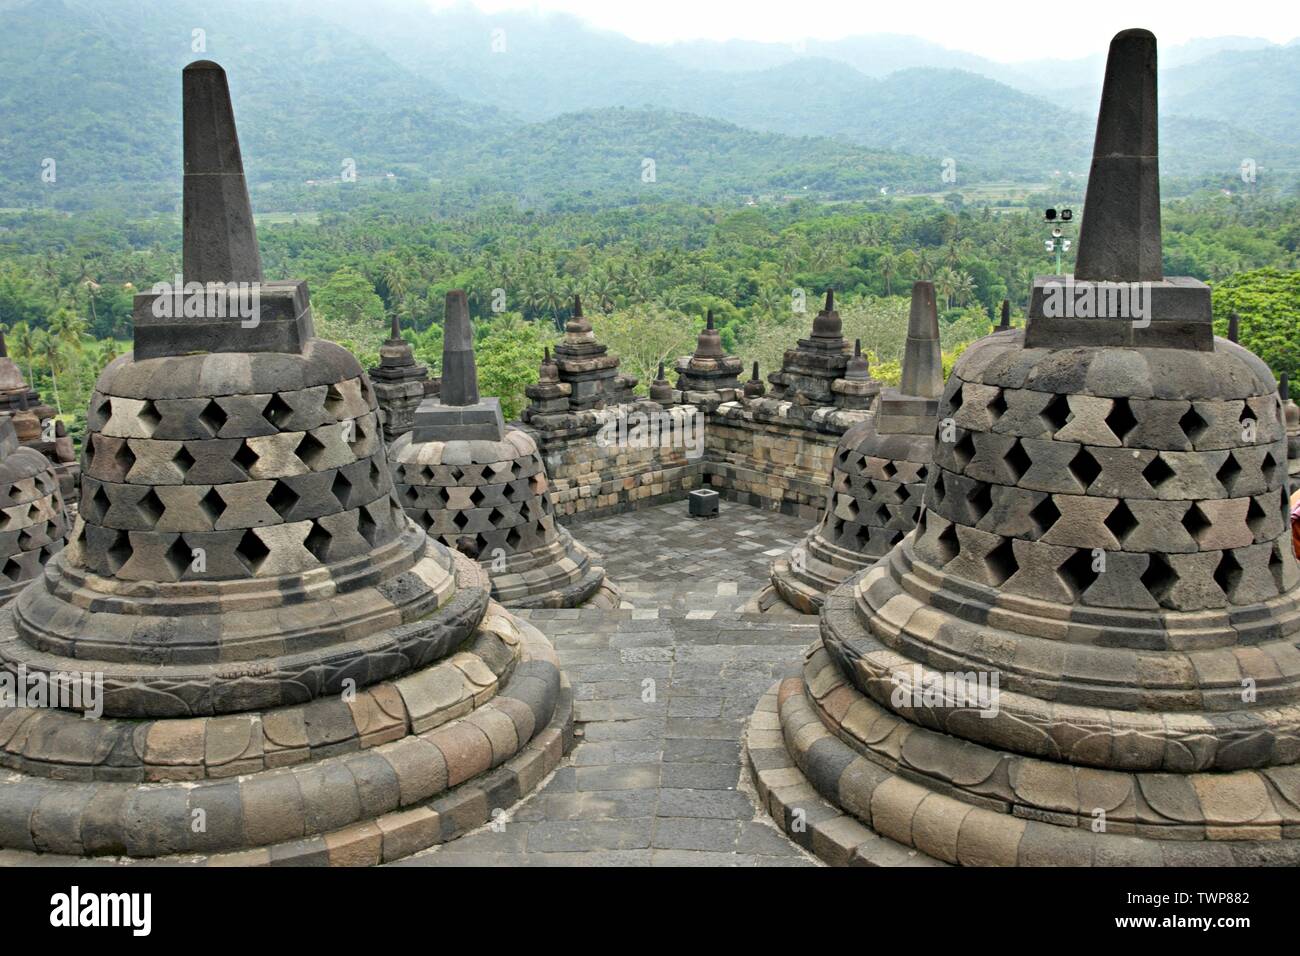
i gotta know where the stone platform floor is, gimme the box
[397,499,823,866]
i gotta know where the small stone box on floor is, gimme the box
[688,488,719,518]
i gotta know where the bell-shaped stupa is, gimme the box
[0,418,70,606]
[391,292,619,609]
[749,30,1300,867]
[0,61,571,865]
[768,282,943,613]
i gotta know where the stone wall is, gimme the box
[524,403,706,522]
[521,397,868,526]
[703,401,864,521]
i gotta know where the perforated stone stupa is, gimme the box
[391,291,618,609]
[748,30,1300,866]
[0,419,69,606]
[0,332,80,506]
[0,61,571,865]
[767,281,943,613]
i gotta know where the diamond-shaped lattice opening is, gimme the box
[199,399,228,437]
[1004,440,1032,483]
[1068,447,1102,491]
[267,480,300,519]
[945,384,964,417]
[137,487,165,526]
[1246,497,1269,537]
[452,510,470,531]
[836,448,851,468]
[324,383,347,418]
[263,393,294,429]
[967,482,993,520]
[882,461,897,479]
[861,479,876,498]
[347,419,366,454]
[506,526,522,549]
[172,445,196,477]
[163,536,191,580]
[1143,455,1174,490]
[89,484,111,522]
[436,486,452,508]
[985,537,1018,586]
[81,436,96,472]
[1181,503,1211,544]
[1216,452,1242,494]
[916,465,928,482]
[331,472,353,509]
[1041,393,1071,432]
[952,432,976,470]
[106,530,133,573]
[931,472,946,507]
[1028,496,1060,537]
[114,440,136,477]
[874,503,892,526]
[235,529,270,574]
[449,466,465,484]
[234,441,259,475]
[402,484,419,506]
[470,487,487,507]
[897,484,911,504]
[1058,549,1099,599]
[1105,397,1138,443]
[358,507,380,545]
[1141,553,1176,603]
[844,497,859,520]
[303,521,333,562]
[1213,550,1242,600]
[137,399,162,434]
[369,460,382,487]
[199,488,225,524]
[935,523,960,565]
[95,396,112,423]
[488,507,507,528]
[25,503,41,523]
[1179,405,1208,443]
[987,389,1007,422]
[1239,403,1257,425]
[1104,500,1138,544]
[1,558,22,583]
[295,433,326,470]
[1262,451,1278,486]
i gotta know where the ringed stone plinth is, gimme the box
[0,59,571,865]
[0,420,69,607]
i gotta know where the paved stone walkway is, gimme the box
[398,499,823,866]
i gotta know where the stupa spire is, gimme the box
[441,290,479,406]
[997,299,1011,331]
[1073,29,1162,281]
[182,60,263,285]
[899,281,943,399]
[1228,311,1240,343]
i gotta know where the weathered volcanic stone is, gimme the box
[676,311,742,403]
[412,293,504,443]
[0,419,70,606]
[0,60,570,866]
[769,282,940,613]
[753,30,1300,868]
[393,303,617,609]
[0,334,80,506]
[369,315,429,442]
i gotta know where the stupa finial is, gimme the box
[440,290,479,407]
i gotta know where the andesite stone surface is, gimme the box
[0,419,69,607]
[0,61,571,866]
[0,332,81,506]
[749,29,1300,867]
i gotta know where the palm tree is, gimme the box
[916,250,935,281]
[934,268,959,309]
[8,322,37,383]
[879,254,897,296]
[951,270,977,308]
[34,331,64,416]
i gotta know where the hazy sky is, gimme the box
[426,0,1300,62]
